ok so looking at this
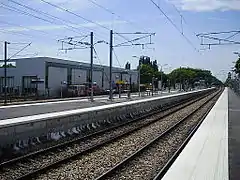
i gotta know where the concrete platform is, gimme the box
[162,88,228,180]
[228,89,240,180]
[0,88,214,153]
[0,91,178,120]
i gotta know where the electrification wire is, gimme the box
[0,28,37,39]
[7,0,86,35]
[7,0,108,40]
[8,43,31,60]
[0,3,85,36]
[166,0,199,39]
[8,47,23,51]
[87,0,149,33]
[12,53,38,58]
[0,20,59,41]
[113,48,122,68]
[40,0,109,30]
[39,0,133,43]
[114,34,152,47]
[149,0,198,52]
[59,34,91,48]
[8,42,31,45]
[200,35,240,44]
[93,47,109,81]
[226,32,240,40]
[0,4,53,25]
[3,42,30,45]
[198,30,240,36]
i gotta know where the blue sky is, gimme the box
[0,0,240,81]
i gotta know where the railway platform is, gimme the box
[0,88,214,156]
[0,90,178,120]
[162,88,229,180]
[228,89,240,180]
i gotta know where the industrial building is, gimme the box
[0,57,138,98]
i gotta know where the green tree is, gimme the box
[140,64,155,84]
[224,72,232,87]
[168,67,222,89]
[234,57,240,74]
[152,60,158,72]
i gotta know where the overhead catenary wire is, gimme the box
[93,47,109,81]
[0,20,59,41]
[39,0,109,30]
[166,0,199,39]
[0,4,54,25]
[113,48,122,68]
[199,35,240,45]
[226,32,240,40]
[8,42,32,60]
[114,34,153,47]
[197,30,240,48]
[7,0,109,40]
[0,3,85,37]
[39,0,133,43]
[5,42,30,45]
[87,0,149,33]
[197,30,240,36]
[149,0,198,52]
[0,28,37,39]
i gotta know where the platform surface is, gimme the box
[0,90,177,120]
[0,88,214,129]
[162,88,228,180]
[228,89,240,180]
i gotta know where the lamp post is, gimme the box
[4,41,8,105]
[132,55,141,97]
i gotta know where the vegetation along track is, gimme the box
[0,89,220,180]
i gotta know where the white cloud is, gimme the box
[170,0,240,11]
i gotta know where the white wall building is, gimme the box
[0,57,138,97]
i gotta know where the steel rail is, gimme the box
[153,89,223,180]
[0,90,215,180]
[95,89,222,180]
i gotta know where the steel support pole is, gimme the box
[60,82,63,98]
[90,32,94,102]
[109,30,113,100]
[160,66,163,94]
[152,77,154,96]
[129,73,131,98]
[138,63,141,97]
[4,41,7,105]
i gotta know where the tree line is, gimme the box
[225,56,240,88]
[126,56,223,89]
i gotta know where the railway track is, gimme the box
[95,89,222,180]
[0,89,219,180]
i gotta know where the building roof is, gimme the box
[12,56,137,73]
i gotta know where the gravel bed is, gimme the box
[106,93,219,180]
[34,91,218,180]
[0,95,204,180]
